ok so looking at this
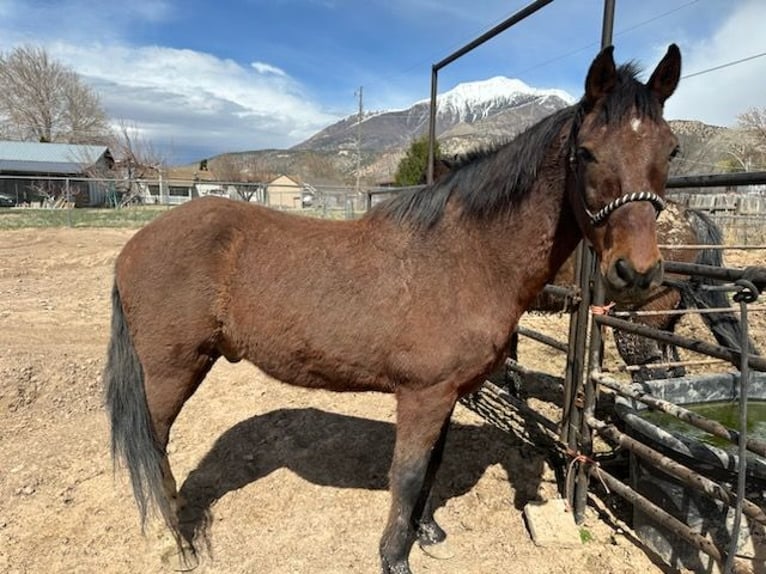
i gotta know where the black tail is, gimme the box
[104,282,174,532]
[679,209,759,355]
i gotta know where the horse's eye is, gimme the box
[577,147,596,163]
[669,146,681,161]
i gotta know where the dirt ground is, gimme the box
[0,227,763,574]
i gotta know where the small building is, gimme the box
[266,175,309,209]
[0,140,114,206]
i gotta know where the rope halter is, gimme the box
[584,191,666,226]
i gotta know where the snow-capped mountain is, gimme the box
[292,76,575,155]
[421,76,575,123]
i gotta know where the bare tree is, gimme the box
[211,154,273,202]
[735,107,766,170]
[0,45,110,144]
[90,121,166,206]
[738,108,766,145]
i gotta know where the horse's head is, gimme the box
[569,44,681,304]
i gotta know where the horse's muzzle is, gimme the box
[604,257,664,303]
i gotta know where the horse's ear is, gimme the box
[648,44,681,104]
[584,45,617,107]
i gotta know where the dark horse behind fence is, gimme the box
[105,45,682,574]
[514,199,760,382]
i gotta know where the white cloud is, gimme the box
[664,0,766,127]
[3,39,340,162]
[251,61,288,77]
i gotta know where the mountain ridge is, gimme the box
[200,76,732,185]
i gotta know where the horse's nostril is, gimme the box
[636,271,653,290]
[614,258,634,284]
[638,259,664,289]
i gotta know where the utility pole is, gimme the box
[355,86,363,194]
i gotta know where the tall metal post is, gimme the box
[355,86,363,194]
[427,68,438,185]
[569,0,616,523]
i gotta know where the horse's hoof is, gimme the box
[160,543,199,572]
[417,520,446,545]
[418,538,455,560]
[380,559,412,574]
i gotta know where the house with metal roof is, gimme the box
[0,140,114,206]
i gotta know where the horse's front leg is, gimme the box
[414,415,451,547]
[380,384,456,574]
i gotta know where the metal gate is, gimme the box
[463,172,766,573]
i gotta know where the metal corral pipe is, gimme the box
[726,298,753,573]
[516,326,569,353]
[586,416,766,525]
[575,271,607,522]
[663,260,766,288]
[659,244,766,250]
[613,305,766,318]
[667,170,766,189]
[582,464,726,564]
[594,314,766,372]
[593,372,766,458]
[541,282,580,301]
[620,358,727,372]
[600,0,615,48]
[562,244,593,449]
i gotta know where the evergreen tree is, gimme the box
[394,137,441,186]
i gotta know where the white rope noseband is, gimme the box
[585,191,666,226]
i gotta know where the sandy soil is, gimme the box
[0,226,762,574]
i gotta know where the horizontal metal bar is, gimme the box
[658,244,766,250]
[667,171,766,189]
[663,261,766,287]
[366,186,422,197]
[619,358,727,372]
[587,416,766,525]
[594,314,766,372]
[541,283,580,300]
[516,326,569,353]
[612,304,766,318]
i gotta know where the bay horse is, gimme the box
[105,45,682,574]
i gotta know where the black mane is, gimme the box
[368,63,664,230]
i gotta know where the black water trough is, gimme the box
[615,371,766,572]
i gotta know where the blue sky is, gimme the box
[0,0,764,164]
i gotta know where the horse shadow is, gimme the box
[177,406,551,552]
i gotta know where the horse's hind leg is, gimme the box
[380,383,457,574]
[143,359,215,549]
